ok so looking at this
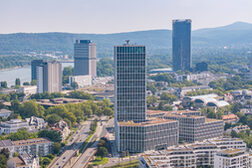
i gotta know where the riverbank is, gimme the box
[0,65,29,72]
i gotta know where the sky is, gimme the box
[0,0,252,34]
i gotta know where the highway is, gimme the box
[50,120,91,168]
[72,118,110,168]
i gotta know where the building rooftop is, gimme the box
[0,139,13,147]
[147,110,200,115]
[222,114,239,120]
[13,138,52,147]
[164,113,204,119]
[205,118,222,123]
[0,109,12,114]
[118,118,177,127]
[12,157,26,167]
[220,148,243,155]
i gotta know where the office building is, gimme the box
[69,75,92,88]
[74,40,96,77]
[17,85,37,96]
[114,41,179,152]
[13,138,53,157]
[172,19,192,71]
[114,42,146,123]
[31,60,43,81]
[37,61,62,93]
[164,113,223,142]
[118,118,178,152]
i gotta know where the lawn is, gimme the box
[91,156,109,166]
[79,134,93,153]
[105,159,139,168]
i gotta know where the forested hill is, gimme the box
[0,22,252,57]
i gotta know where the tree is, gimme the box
[11,100,21,113]
[97,147,108,158]
[147,83,157,94]
[0,81,7,88]
[231,130,238,138]
[160,93,177,104]
[63,66,73,84]
[97,58,114,77]
[31,80,37,86]
[207,110,216,119]
[7,128,37,141]
[53,142,61,154]
[0,148,10,159]
[71,81,78,90]
[38,130,62,142]
[0,154,8,168]
[46,114,62,125]
[23,82,30,86]
[41,157,52,166]
[15,78,21,86]
[147,95,158,107]
[230,103,242,114]
[19,100,44,118]
[102,107,113,116]
[67,91,94,100]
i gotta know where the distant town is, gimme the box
[1,19,252,168]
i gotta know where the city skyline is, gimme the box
[1,0,252,34]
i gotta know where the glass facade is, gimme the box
[172,19,192,71]
[114,45,146,123]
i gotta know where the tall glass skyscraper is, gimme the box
[114,43,146,123]
[172,19,192,71]
[74,40,96,77]
[114,42,179,152]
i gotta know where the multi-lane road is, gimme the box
[50,120,91,168]
[72,117,111,168]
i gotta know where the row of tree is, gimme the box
[9,98,113,128]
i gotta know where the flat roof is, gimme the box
[147,110,200,115]
[164,114,204,119]
[118,118,177,127]
[0,139,13,147]
[220,148,243,154]
[13,138,52,147]
[205,118,222,123]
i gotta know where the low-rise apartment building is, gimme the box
[0,139,14,155]
[0,119,29,134]
[13,138,53,156]
[139,138,248,168]
[214,148,252,168]
[0,117,47,135]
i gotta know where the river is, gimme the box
[0,63,74,87]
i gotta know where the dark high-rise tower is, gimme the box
[31,60,43,81]
[172,19,192,71]
[114,42,146,123]
[74,40,96,77]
